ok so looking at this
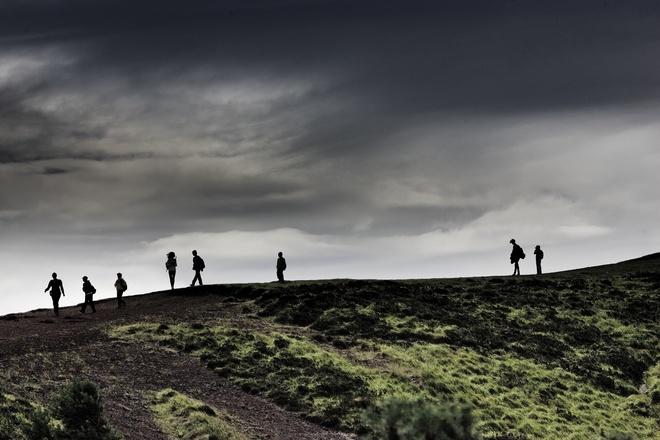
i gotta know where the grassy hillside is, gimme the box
[4,254,660,439]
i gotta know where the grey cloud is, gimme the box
[0,0,658,239]
[4,0,658,116]
[42,167,69,175]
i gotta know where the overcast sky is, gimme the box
[1,0,659,315]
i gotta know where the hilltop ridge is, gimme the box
[1,252,660,439]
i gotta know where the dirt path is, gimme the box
[0,288,356,440]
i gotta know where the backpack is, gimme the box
[199,257,205,270]
[166,258,177,271]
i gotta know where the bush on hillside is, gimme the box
[22,379,121,440]
[361,395,482,440]
[22,409,53,440]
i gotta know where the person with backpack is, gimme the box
[80,276,96,313]
[114,272,128,308]
[191,249,205,286]
[276,251,287,283]
[166,251,177,289]
[44,272,65,316]
[534,245,544,275]
[509,239,525,276]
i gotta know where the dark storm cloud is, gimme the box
[0,0,658,235]
[3,0,658,115]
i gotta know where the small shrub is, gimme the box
[22,409,53,440]
[23,379,121,440]
[361,395,482,440]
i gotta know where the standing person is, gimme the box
[114,273,128,308]
[44,272,65,316]
[534,245,544,275]
[166,251,177,289]
[276,252,287,283]
[191,250,205,286]
[509,239,525,276]
[80,276,96,314]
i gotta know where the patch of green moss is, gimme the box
[150,389,246,440]
[112,323,407,429]
[0,392,34,439]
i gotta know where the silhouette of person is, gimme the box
[80,276,96,314]
[276,252,287,283]
[166,251,177,289]
[114,272,127,308]
[509,239,525,276]
[44,272,65,316]
[534,245,544,275]
[191,250,204,286]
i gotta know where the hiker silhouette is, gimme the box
[80,276,96,314]
[509,239,525,276]
[165,251,177,289]
[44,272,65,317]
[191,250,204,286]
[276,252,287,283]
[115,272,127,308]
[534,245,544,275]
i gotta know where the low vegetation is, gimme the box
[149,389,246,440]
[108,255,660,438]
[22,378,121,440]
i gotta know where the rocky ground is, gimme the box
[0,288,357,440]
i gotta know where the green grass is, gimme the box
[0,393,33,439]
[149,389,246,440]
[105,254,660,438]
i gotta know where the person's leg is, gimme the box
[169,271,175,289]
[90,296,96,313]
[52,294,60,316]
[191,270,201,286]
[277,269,284,282]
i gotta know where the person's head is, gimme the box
[117,272,123,279]
[535,245,540,250]
[52,272,57,279]
[192,250,197,256]
[278,252,283,257]
[82,276,88,281]
[510,239,516,244]
[167,251,175,258]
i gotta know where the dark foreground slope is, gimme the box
[2,254,660,439]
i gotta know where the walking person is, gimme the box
[44,272,65,316]
[509,239,525,276]
[534,245,544,275]
[191,250,205,286]
[80,276,96,314]
[276,251,287,283]
[114,272,128,308]
[166,251,177,289]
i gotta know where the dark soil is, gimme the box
[0,288,356,440]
